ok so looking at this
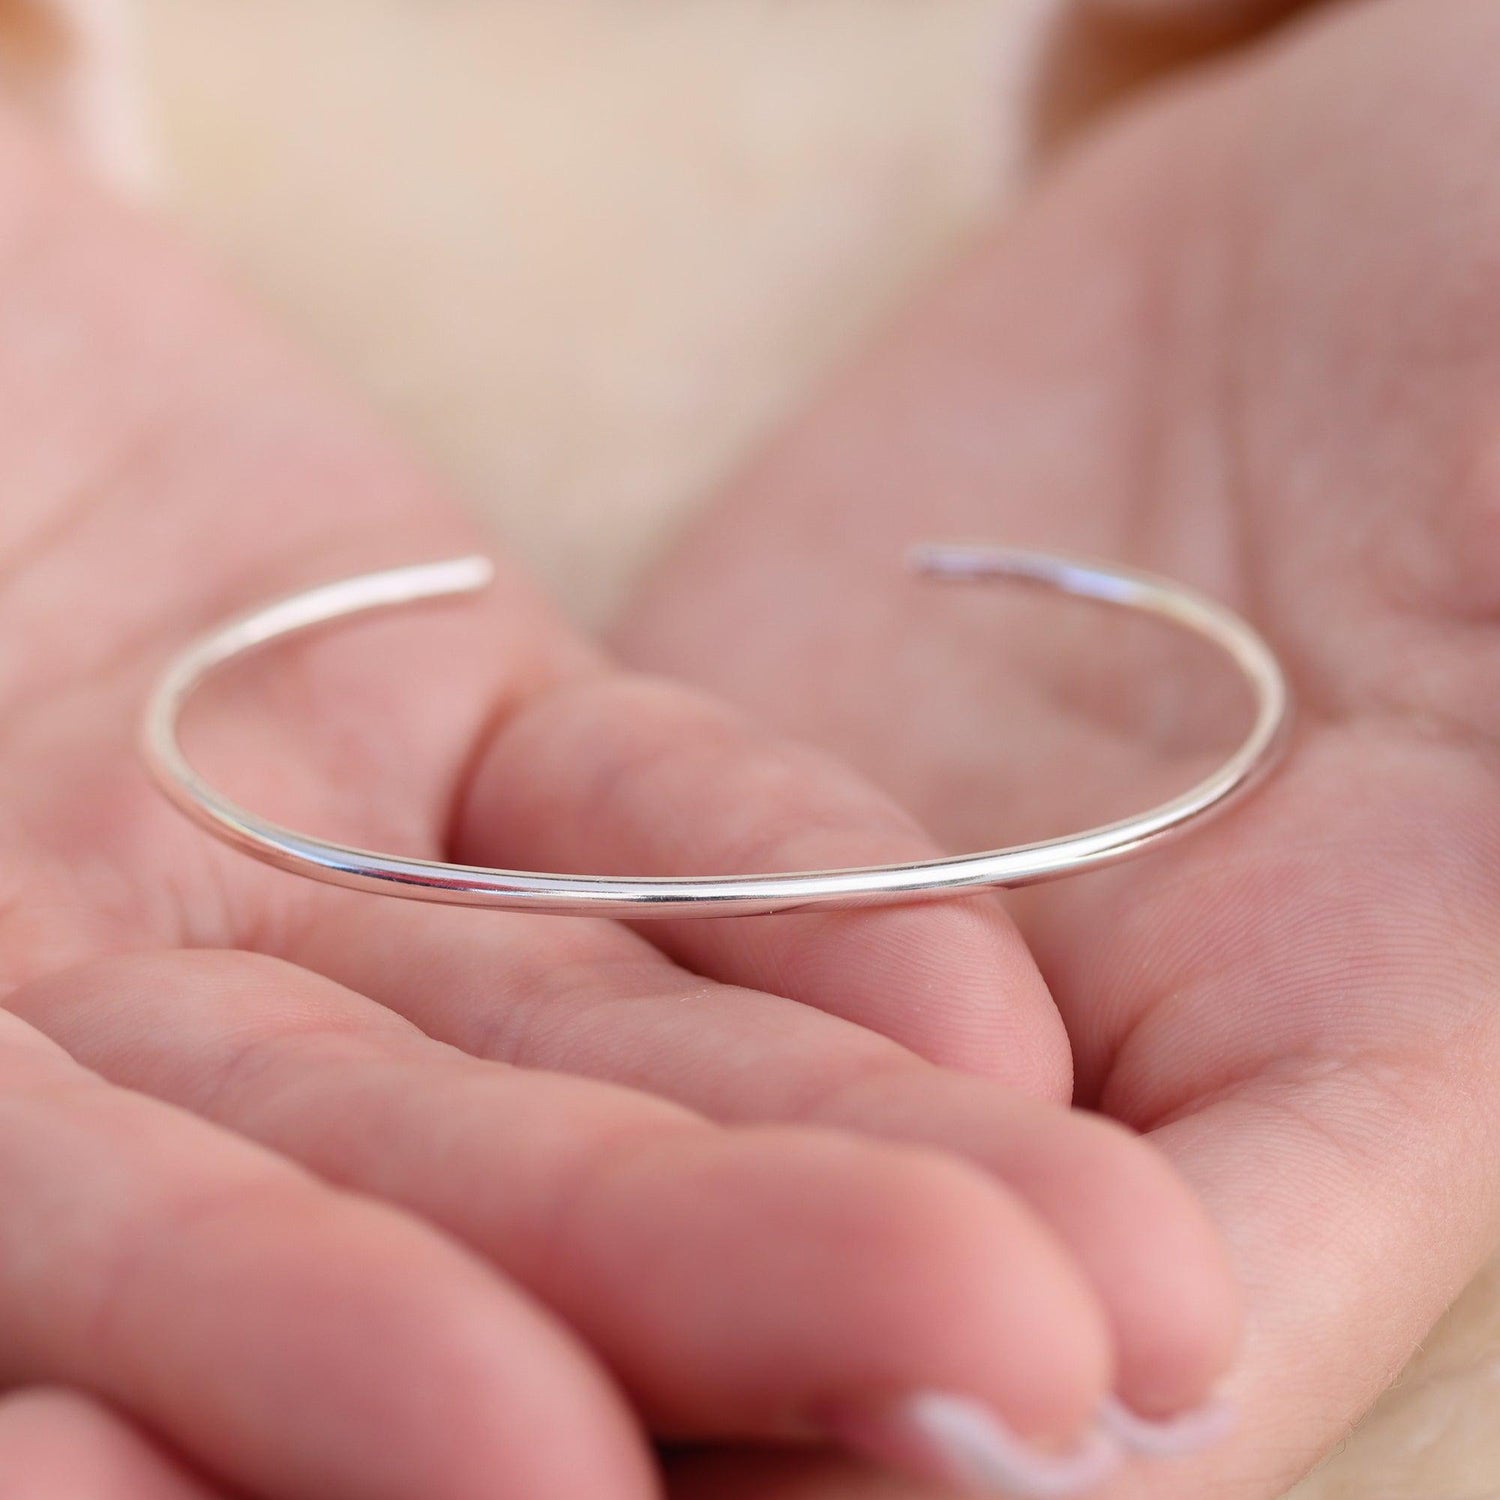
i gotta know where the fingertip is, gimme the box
[1091,1132,1241,1417]
[819,1392,1121,1499]
[775,897,1074,1099]
[787,1132,1116,1445]
[791,1071,1242,1426]
[1006,1110,1244,1416]
[559,1122,1115,1448]
[1098,1392,1237,1459]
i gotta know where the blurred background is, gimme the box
[5,1,1499,1494]
[137,0,1042,623]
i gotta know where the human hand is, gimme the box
[0,1390,225,1500]
[619,1,1500,1495]
[0,112,1236,1497]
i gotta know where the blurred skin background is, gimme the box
[3,1,1499,1494]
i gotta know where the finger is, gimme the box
[0,1390,219,1500]
[451,671,1068,1094]
[1013,728,1500,1494]
[291,899,1240,1424]
[15,948,1121,1484]
[0,113,1061,1118]
[1135,1060,1500,1500]
[0,1006,655,1500]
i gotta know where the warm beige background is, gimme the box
[12,0,1499,1494]
[138,0,1041,624]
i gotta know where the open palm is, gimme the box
[0,91,1262,1500]
[622,2,1500,1496]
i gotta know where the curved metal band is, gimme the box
[140,545,1291,918]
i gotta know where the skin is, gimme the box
[0,1390,220,1500]
[0,78,1239,1500]
[618,0,1500,1495]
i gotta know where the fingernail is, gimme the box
[1097,1394,1236,1458]
[820,1392,1122,1498]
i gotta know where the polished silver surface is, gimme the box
[141,546,1291,918]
